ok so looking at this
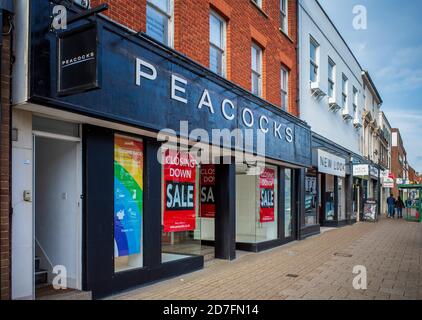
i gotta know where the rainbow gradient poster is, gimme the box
[114,135,143,257]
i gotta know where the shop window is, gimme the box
[199,164,216,241]
[284,169,292,237]
[338,178,346,221]
[236,164,278,244]
[305,169,318,226]
[325,175,335,221]
[161,149,201,262]
[114,135,144,272]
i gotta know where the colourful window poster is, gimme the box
[200,164,216,218]
[114,135,143,257]
[259,168,275,223]
[163,149,197,232]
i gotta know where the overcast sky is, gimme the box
[318,0,422,173]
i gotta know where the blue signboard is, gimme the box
[29,0,311,167]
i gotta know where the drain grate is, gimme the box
[286,274,299,278]
[334,252,353,257]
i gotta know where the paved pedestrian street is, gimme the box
[110,218,422,300]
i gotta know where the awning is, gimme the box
[0,0,14,13]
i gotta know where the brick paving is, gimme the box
[110,217,422,300]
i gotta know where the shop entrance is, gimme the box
[33,125,82,298]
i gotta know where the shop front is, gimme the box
[307,134,354,230]
[11,1,311,299]
[352,163,381,220]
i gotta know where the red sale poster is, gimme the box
[200,164,216,218]
[163,150,197,232]
[259,168,275,223]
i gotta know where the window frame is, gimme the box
[280,0,288,34]
[280,66,289,111]
[310,36,319,83]
[209,10,227,78]
[328,58,336,98]
[252,0,263,9]
[251,43,263,97]
[146,0,174,47]
[342,74,348,109]
[353,86,358,116]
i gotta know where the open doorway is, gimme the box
[33,128,82,298]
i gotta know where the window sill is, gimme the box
[279,28,294,43]
[249,0,269,19]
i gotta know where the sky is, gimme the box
[319,0,422,173]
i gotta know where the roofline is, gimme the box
[362,70,383,104]
[380,111,392,130]
[314,0,363,71]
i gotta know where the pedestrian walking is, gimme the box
[396,196,405,219]
[386,194,396,218]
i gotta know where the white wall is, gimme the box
[35,137,79,289]
[298,0,363,154]
[12,0,30,105]
[12,109,33,300]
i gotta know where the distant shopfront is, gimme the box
[11,1,312,299]
[352,163,381,220]
[305,134,355,231]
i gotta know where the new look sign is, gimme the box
[317,149,346,177]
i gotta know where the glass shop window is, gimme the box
[114,134,144,272]
[161,148,201,263]
[325,175,335,221]
[236,164,278,244]
[305,169,318,226]
[338,177,346,221]
[284,169,293,237]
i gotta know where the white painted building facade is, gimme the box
[298,0,364,155]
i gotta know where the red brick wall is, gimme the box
[91,0,299,116]
[391,129,406,197]
[0,13,12,300]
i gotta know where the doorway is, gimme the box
[33,131,82,297]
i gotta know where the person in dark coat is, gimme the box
[386,194,396,218]
[395,196,405,219]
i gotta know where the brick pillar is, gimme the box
[0,11,12,300]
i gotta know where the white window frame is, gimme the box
[252,0,263,8]
[328,58,335,98]
[251,43,263,97]
[342,74,348,109]
[209,10,227,78]
[281,66,289,111]
[146,0,174,47]
[280,0,288,34]
[353,86,358,115]
[310,36,319,83]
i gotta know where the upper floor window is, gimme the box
[353,87,358,117]
[342,74,348,108]
[146,0,172,46]
[252,0,263,8]
[280,0,288,34]
[363,84,366,109]
[251,43,263,97]
[209,11,226,77]
[281,67,289,111]
[310,37,319,82]
[328,58,335,98]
